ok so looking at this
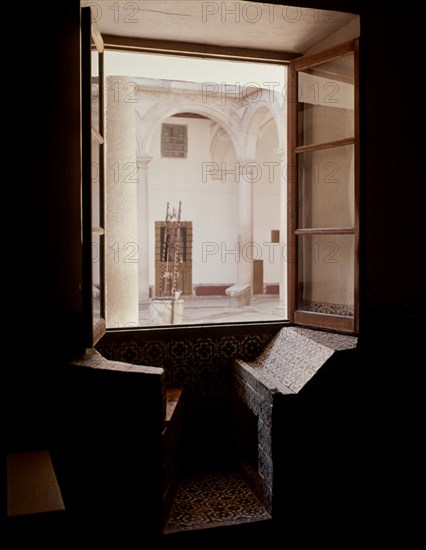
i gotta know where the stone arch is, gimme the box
[137,102,241,160]
[241,94,283,160]
[210,123,236,177]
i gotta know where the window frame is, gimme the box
[83,18,360,336]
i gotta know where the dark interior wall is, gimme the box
[2,0,84,455]
[360,10,426,335]
[18,0,85,361]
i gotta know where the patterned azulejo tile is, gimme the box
[164,471,271,534]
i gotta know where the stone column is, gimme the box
[225,161,255,307]
[275,148,288,318]
[136,156,152,303]
[105,76,139,328]
[237,160,255,288]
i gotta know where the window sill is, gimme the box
[100,320,290,343]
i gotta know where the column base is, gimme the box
[225,284,251,308]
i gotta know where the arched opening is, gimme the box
[145,110,239,308]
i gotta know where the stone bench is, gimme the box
[236,326,358,396]
[225,283,251,307]
[233,326,358,513]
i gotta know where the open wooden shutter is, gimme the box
[81,6,106,346]
[288,39,359,333]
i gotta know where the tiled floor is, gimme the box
[139,295,285,326]
[163,470,271,536]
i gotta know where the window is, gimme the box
[81,2,360,334]
[161,124,188,158]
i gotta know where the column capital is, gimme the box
[235,159,257,176]
[236,159,257,167]
[136,156,153,169]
